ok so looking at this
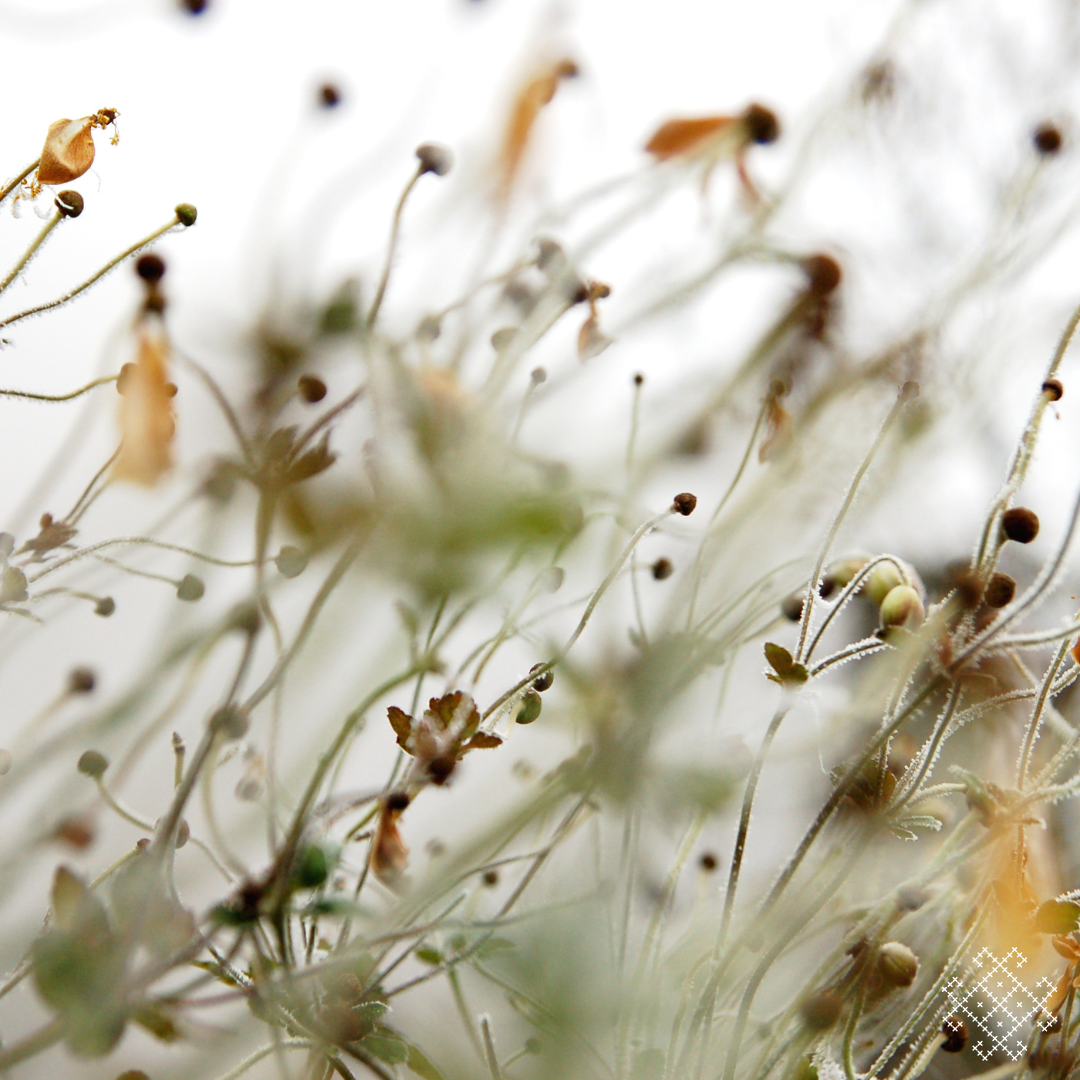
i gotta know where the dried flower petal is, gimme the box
[371,804,409,884]
[113,324,175,486]
[37,109,117,187]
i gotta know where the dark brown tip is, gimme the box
[941,1015,968,1053]
[743,103,780,145]
[1033,123,1063,155]
[385,791,410,812]
[55,190,83,218]
[1044,377,1064,401]
[416,142,453,177]
[672,492,697,516]
[802,254,841,297]
[136,253,166,284]
[298,374,327,403]
[699,852,718,872]
[318,82,343,109]
[1002,507,1039,544]
[984,572,1016,609]
[652,557,674,581]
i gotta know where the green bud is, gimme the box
[516,690,543,725]
[864,562,904,605]
[295,844,330,889]
[877,941,919,987]
[879,585,924,630]
[77,750,108,778]
[175,203,198,227]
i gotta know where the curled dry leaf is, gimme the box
[37,108,118,186]
[498,58,578,201]
[114,323,175,486]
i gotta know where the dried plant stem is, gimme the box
[0,213,183,332]
[0,373,118,402]
[367,165,422,328]
[0,159,39,207]
[0,210,63,295]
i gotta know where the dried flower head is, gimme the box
[37,109,118,186]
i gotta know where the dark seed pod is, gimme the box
[877,941,919,987]
[116,1071,152,1080]
[77,750,108,778]
[742,103,780,144]
[516,690,543,725]
[94,596,116,617]
[482,869,499,886]
[318,83,342,109]
[179,0,209,11]
[984,572,1016,609]
[68,667,96,694]
[416,142,453,177]
[1002,507,1039,544]
[55,190,84,218]
[781,593,804,622]
[530,664,554,692]
[633,372,644,386]
[672,492,697,516]
[298,374,327,403]
[385,791,410,812]
[1044,378,1064,400]
[803,254,842,297]
[1033,123,1063,155]
[799,990,843,1030]
[652,557,674,580]
[230,601,262,635]
[136,254,166,283]
[699,852,718,872]
[941,1015,968,1053]
[176,574,205,602]
[274,546,308,578]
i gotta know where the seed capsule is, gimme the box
[298,374,327,403]
[672,492,697,516]
[799,990,843,1030]
[880,585,924,630]
[68,668,96,694]
[1002,507,1039,544]
[802,254,841,297]
[877,941,919,988]
[1044,378,1064,400]
[77,750,108,777]
[55,190,83,218]
[984,572,1016,609]
[652,558,674,580]
[781,593,804,622]
[1033,123,1063,154]
[516,690,543,725]
[416,142,453,177]
[864,562,903,605]
[176,574,205,602]
[941,1015,967,1053]
[530,664,554,692]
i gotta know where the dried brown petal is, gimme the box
[113,325,175,486]
[370,805,409,884]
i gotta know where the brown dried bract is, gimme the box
[644,116,736,161]
[497,58,579,201]
[370,802,410,884]
[114,323,175,486]
[37,108,118,187]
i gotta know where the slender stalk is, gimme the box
[0,159,39,207]
[0,213,184,332]
[0,210,63,296]
[367,165,423,327]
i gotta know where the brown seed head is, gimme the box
[77,750,108,778]
[298,374,327,403]
[652,557,674,581]
[942,1015,968,1053]
[136,254,166,283]
[68,667,96,694]
[416,142,453,177]
[781,593,804,622]
[1044,378,1065,401]
[699,852,718,872]
[802,254,842,297]
[530,664,554,692]
[672,492,697,516]
[1002,507,1039,544]
[318,82,342,109]
[55,190,84,218]
[984,572,1016,609]
[877,941,919,987]
[1034,123,1063,154]
[742,103,780,145]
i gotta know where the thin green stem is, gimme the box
[0,210,63,296]
[367,165,422,327]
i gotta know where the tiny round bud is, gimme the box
[672,492,697,516]
[742,103,780,144]
[984,572,1016,609]
[491,327,518,352]
[699,852,718,872]
[535,238,566,273]
[164,382,178,398]
[652,557,674,581]
[530,664,554,692]
[318,82,342,109]
[55,190,83,218]
[175,203,198,227]
[94,597,116,617]
[633,372,644,386]
[1033,123,1063,154]
[941,1015,968,1053]
[0,749,11,775]
[1002,507,1039,544]
[416,142,453,177]
[417,315,441,341]
[877,941,919,988]
[482,869,499,886]
[516,690,543,725]
[864,562,904,605]
[295,843,329,889]
[179,0,209,12]
[176,818,190,848]
[235,777,263,802]
[803,254,841,297]
[880,585,924,630]
[781,593,804,622]
[530,367,547,385]
[211,705,249,741]
[298,374,327,403]
[386,790,411,812]
[1043,377,1064,400]
[176,574,205,602]
[136,254,166,283]
[799,990,843,1030]
[68,667,96,694]
[899,380,920,402]
[274,546,308,578]
[77,750,108,778]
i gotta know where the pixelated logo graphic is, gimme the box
[944,947,1058,1059]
